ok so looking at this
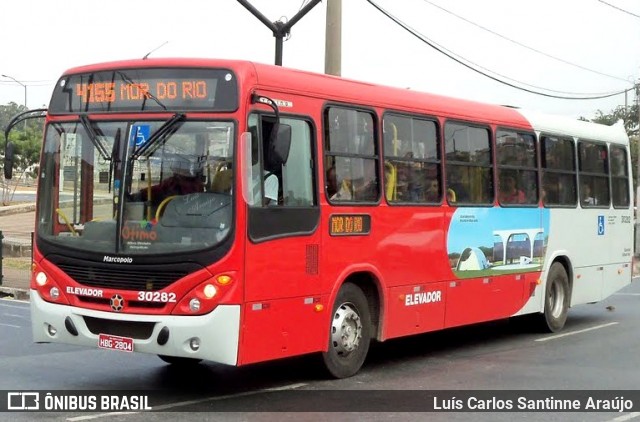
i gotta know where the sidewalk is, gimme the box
[0,203,35,300]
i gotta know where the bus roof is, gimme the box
[61,58,628,145]
[60,58,528,126]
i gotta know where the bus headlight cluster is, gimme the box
[36,272,48,286]
[173,274,235,316]
[203,284,217,299]
[189,298,201,312]
[50,287,60,299]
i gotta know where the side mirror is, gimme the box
[4,141,14,180]
[269,123,291,166]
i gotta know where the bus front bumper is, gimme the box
[30,291,240,365]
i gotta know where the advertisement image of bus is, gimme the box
[5,58,632,378]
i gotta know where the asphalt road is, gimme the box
[1,280,640,421]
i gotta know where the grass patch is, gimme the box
[3,258,31,270]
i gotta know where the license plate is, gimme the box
[98,333,134,353]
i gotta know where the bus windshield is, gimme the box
[37,118,235,255]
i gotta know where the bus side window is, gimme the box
[325,107,379,203]
[382,115,440,204]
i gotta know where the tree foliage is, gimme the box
[1,102,44,179]
[589,104,639,137]
[0,102,45,203]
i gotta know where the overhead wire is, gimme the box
[597,0,640,19]
[364,0,634,100]
[421,0,631,84]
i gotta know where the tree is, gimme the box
[1,103,44,177]
[588,104,639,137]
[1,103,45,204]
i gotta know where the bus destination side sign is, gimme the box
[329,214,371,236]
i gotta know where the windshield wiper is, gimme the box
[79,115,110,160]
[132,113,185,159]
[117,71,168,111]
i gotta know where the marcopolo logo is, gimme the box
[103,256,133,264]
[7,392,40,410]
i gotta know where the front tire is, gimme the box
[322,283,372,379]
[540,262,570,332]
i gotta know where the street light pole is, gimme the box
[2,74,27,109]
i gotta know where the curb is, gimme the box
[0,286,30,301]
[0,203,36,216]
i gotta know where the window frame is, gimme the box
[495,128,539,208]
[444,120,494,206]
[540,133,577,208]
[323,104,381,205]
[382,111,442,205]
[609,144,630,209]
[246,111,320,243]
[577,139,610,209]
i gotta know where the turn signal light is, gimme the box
[216,275,232,285]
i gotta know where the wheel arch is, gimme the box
[546,254,574,303]
[329,267,385,342]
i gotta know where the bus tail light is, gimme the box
[172,274,234,316]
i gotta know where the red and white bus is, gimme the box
[7,58,632,378]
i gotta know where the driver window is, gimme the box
[248,113,315,207]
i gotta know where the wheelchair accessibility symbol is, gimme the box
[130,125,150,147]
[597,215,605,236]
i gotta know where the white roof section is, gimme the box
[517,109,629,146]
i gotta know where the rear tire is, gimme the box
[322,283,372,378]
[539,262,570,332]
[158,355,202,365]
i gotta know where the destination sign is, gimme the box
[49,68,238,114]
[329,214,371,236]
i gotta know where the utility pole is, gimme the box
[324,0,342,76]
[237,0,322,66]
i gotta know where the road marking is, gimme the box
[615,293,640,296]
[3,313,28,320]
[66,382,308,421]
[0,301,30,309]
[608,412,640,422]
[67,412,136,421]
[0,322,21,328]
[535,322,618,342]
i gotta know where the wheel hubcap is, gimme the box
[330,303,362,357]
[549,280,565,318]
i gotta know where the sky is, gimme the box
[1,0,639,120]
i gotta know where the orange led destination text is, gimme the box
[75,81,208,103]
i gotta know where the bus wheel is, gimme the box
[322,283,371,378]
[157,355,202,365]
[541,262,570,332]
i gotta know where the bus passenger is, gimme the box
[542,174,559,205]
[581,183,597,205]
[135,160,204,207]
[425,178,439,202]
[326,166,338,198]
[499,173,525,204]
